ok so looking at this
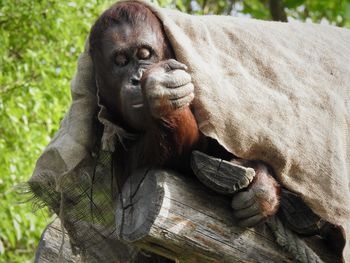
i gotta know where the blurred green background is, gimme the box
[0,0,349,262]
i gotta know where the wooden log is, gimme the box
[35,170,339,263]
[35,155,339,262]
[116,169,295,263]
[35,218,177,263]
[35,218,82,263]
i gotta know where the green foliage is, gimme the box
[284,0,349,26]
[0,0,348,262]
[0,0,113,262]
[155,0,350,27]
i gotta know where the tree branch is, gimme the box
[269,0,288,22]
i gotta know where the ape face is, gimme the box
[92,19,170,131]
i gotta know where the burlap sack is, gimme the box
[28,0,350,261]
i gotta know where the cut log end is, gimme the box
[191,150,255,194]
[116,169,165,242]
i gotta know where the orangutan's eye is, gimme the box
[137,47,151,60]
[115,52,128,66]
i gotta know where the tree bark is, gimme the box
[269,0,288,22]
[116,169,296,263]
[35,219,82,263]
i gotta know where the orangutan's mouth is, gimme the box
[132,103,144,109]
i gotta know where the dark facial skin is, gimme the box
[96,21,169,131]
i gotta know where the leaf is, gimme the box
[285,0,305,9]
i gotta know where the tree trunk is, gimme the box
[269,0,288,22]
